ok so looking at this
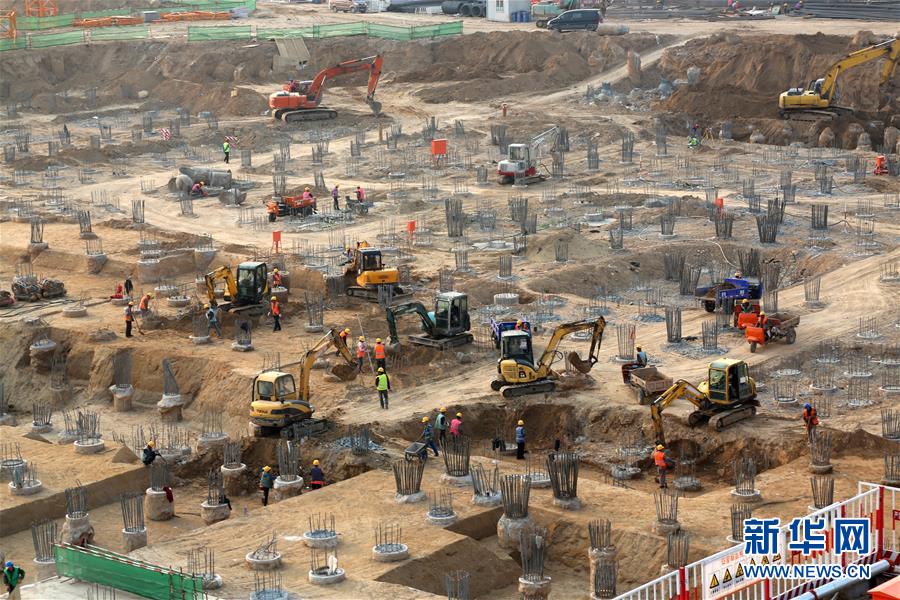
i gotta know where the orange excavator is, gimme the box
[268,54,384,123]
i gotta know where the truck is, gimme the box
[624,365,673,405]
[441,0,486,16]
[694,276,763,313]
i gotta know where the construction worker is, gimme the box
[124,301,135,338]
[222,139,230,164]
[515,319,528,331]
[270,296,282,332]
[266,199,278,223]
[336,327,351,356]
[733,271,743,279]
[110,282,124,299]
[740,298,753,313]
[205,304,222,338]
[139,292,153,319]
[515,419,526,460]
[123,276,134,298]
[3,560,25,600]
[332,184,340,211]
[356,336,367,372]
[435,407,449,445]
[421,417,439,457]
[190,181,207,197]
[802,402,819,444]
[375,367,390,410]
[310,459,325,490]
[355,185,366,203]
[259,465,274,506]
[272,268,283,288]
[757,311,770,340]
[652,444,673,489]
[374,338,387,371]
[302,186,313,202]
[636,345,648,367]
[141,440,160,466]
[450,412,463,437]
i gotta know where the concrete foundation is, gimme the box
[61,514,95,546]
[85,253,107,274]
[32,559,57,582]
[200,501,231,525]
[0,414,16,427]
[472,492,502,507]
[497,514,535,551]
[62,306,88,318]
[730,489,762,503]
[251,591,288,600]
[273,476,303,501]
[196,433,229,453]
[552,496,582,510]
[303,532,339,549]
[221,463,247,497]
[202,574,223,590]
[74,438,105,454]
[8,480,43,496]
[440,473,472,487]
[308,568,345,585]
[245,551,282,571]
[518,577,552,600]
[145,488,174,521]
[157,393,184,421]
[809,463,833,475]
[653,520,680,535]
[526,474,551,489]
[122,527,147,552]
[190,335,211,345]
[31,423,52,434]
[232,341,253,352]
[427,511,458,527]
[0,459,26,481]
[395,491,425,504]
[372,544,409,562]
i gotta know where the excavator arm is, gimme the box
[820,38,898,101]
[307,55,383,116]
[650,379,709,446]
[204,266,238,307]
[296,328,357,401]
[536,317,606,376]
[386,302,433,345]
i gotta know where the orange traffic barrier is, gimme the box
[160,11,231,22]
[75,16,143,27]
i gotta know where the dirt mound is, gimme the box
[656,33,899,143]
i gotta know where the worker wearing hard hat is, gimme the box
[336,327,351,357]
[450,412,463,438]
[420,416,439,457]
[356,336,368,373]
[310,460,325,490]
[259,465,275,506]
[124,301,135,338]
[652,444,675,489]
[205,303,222,338]
[139,292,153,319]
[515,419,526,460]
[141,440,160,466]
[373,337,387,371]
[375,367,391,410]
[435,407,449,445]
[270,296,282,332]
[271,267,283,288]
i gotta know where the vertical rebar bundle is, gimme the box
[858,317,879,339]
[555,239,569,263]
[11,462,38,489]
[587,140,600,170]
[756,214,780,243]
[621,132,634,163]
[701,321,718,350]
[499,255,513,279]
[885,454,900,483]
[446,570,470,600]
[65,481,87,518]
[31,519,58,563]
[32,401,52,427]
[307,514,336,538]
[616,323,636,361]
[162,359,180,395]
[30,216,44,244]
[350,426,370,456]
[76,409,101,443]
[762,290,779,314]
[809,431,832,470]
[149,460,171,492]
[250,533,279,560]
[276,440,300,481]
[679,266,701,295]
[666,531,690,568]
[547,452,579,501]
[393,457,425,495]
[187,546,216,581]
[804,276,822,305]
[304,292,324,330]
[374,523,403,553]
[121,492,145,532]
[454,248,470,272]
[442,435,471,477]
[846,378,872,408]
[811,204,828,230]
[733,457,757,496]
[660,214,676,236]
[520,527,548,582]
[445,198,466,238]
[113,351,132,387]
[132,199,145,224]
[663,252,685,281]
[593,557,617,599]
[882,409,900,440]
[206,469,226,505]
[223,441,242,468]
[730,504,752,542]
[439,269,454,293]
[471,462,500,497]
[201,410,224,438]
[810,475,834,509]
[655,121,667,157]
[77,210,93,235]
[428,488,454,518]
[654,490,679,524]
[608,225,624,250]
[500,474,531,518]
[589,519,613,552]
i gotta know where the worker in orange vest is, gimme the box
[652,444,674,489]
[124,301,135,338]
[138,292,153,319]
[802,403,819,444]
[266,200,278,223]
[356,336,367,372]
[270,296,282,332]
[373,337,386,371]
[272,268,283,288]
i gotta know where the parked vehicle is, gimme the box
[546,9,602,32]
[330,0,368,12]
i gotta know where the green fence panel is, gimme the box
[0,38,28,52]
[17,15,76,30]
[54,545,203,600]
[312,22,367,38]
[257,27,315,39]
[29,30,86,48]
[367,23,413,41]
[90,26,150,41]
[187,25,252,41]
[411,21,462,38]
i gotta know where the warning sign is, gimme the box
[701,544,782,600]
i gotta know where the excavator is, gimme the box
[249,328,358,440]
[268,54,384,123]
[386,292,473,349]
[650,358,758,445]
[491,317,605,398]
[344,241,409,303]
[498,126,560,185]
[204,262,269,315]
[779,38,899,120]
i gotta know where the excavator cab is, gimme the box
[235,262,268,305]
[500,330,534,367]
[358,249,384,274]
[250,371,313,431]
[434,292,470,336]
[706,359,755,404]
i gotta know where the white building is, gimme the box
[486,0,531,22]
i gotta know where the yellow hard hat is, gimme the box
[271,296,277,301]
[422,417,430,423]
[636,345,642,351]
[359,336,364,341]
[656,444,664,450]
[439,407,446,412]
[263,465,271,472]
[305,186,310,191]
[376,338,382,343]
[734,271,742,278]
[273,268,279,273]
[759,311,766,316]
[128,301,134,306]
[313,459,320,466]
[344,328,351,333]
[516,319,522,325]
[204,303,210,309]
[517,419,524,426]
[456,412,462,418]
[200,181,205,185]
[148,293,154,298]
[147,440,155,447]
[378,367,384,373]
[742,299,750,305]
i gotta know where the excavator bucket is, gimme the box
[568,351,594,374]
[367,98,382,117]
[331,363,357,382]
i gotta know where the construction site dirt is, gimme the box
[0,3,898,599]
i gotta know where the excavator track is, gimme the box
[500,380,556,398]
[282,107,338,123]
[709,405,757,432]
[408,332,473,349]
[347,285,412,304]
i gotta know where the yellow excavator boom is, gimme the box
[204,265,238,305]
[650,379,708,445]
[534,317,606,377]
[818,38,899,102]
[294,328,356,401]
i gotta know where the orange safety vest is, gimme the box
[266,202,278,215]
[124,307,134,322]
[653,450,667,468]
[758,315,768,326]
[356,342,366,358]
[803,408,819,427]
[374,343,385,359]
[272,273,282,287]
[271,301,280,316]
[339,331,348,341]
[139,295,150,310]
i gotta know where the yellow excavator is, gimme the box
[343,241,410,303]
[779,37,899,119]
[491,317,605,398]
[650,358,758,445]
[204,262,269,315]
[249,328,357,439]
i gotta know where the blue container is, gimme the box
[521,11,529,21]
